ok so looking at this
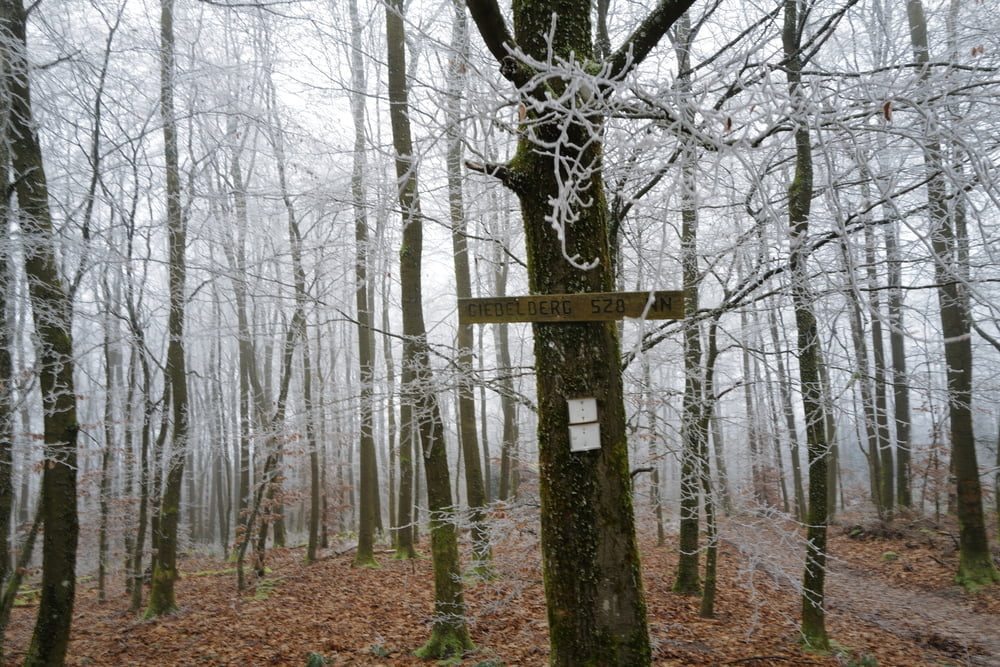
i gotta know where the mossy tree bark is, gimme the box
[467,0,694,663]
[386,0,473,657]
[381,0,416,561]
[905,0,998,591]
[1,0,80,661]
[146,0,189,618]
[783,0,830,648]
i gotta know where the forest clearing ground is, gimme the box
[2,514,997,666]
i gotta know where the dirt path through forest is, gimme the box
[724,516,1000,666]
[827,561,1000,666]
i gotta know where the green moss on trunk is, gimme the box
[414,626,474,664]
[519,107,650,667]
[143,564,180,618]
[3,2,80,663]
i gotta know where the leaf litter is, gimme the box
[2,512,997,666]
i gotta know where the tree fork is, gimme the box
[466,0,696,663]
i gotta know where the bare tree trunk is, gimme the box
[387,0,472,656]
[98,277,122,602]
[491,221,519,502]
[125,289,155,611]
[710,414,733,516]
[0,153,13,599]
[885,220,912,508]
[642,360,666,546]
[769,308,806,522]
[783,0,829,646]
[445,0,490,571]
[347,0,379,568]
[865,226,894,514]
[381,230,406,554]
[673,12,703,596]
[303,323,321,563]
[741,308,770,506]
[146,0,189,617]
[906,0,996,589]
[816,347,841,520]
[698,316,723,618]
[841,237,886,516]
[763,358,791,515]
[1,1,80,659]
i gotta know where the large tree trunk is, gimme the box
[906,0,997,589]
[146,0,189,618]
[0,129,14,665]
[466,1,694,662]
[783,0,830,647]
[1,1,80,661]
[387,0,472,658]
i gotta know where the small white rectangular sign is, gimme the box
[567,397,598,424]
[569,423,601,452]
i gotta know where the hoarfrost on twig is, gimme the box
[509,14,630,271]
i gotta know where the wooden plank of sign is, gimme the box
[457,291,684,324]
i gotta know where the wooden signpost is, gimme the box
[457,290,683,324]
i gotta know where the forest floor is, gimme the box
[3,510,999,667]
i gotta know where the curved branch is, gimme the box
[465,159,528,195]
[972,321,1000,355]
[465,0,517,75]
[608,0,698,79]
